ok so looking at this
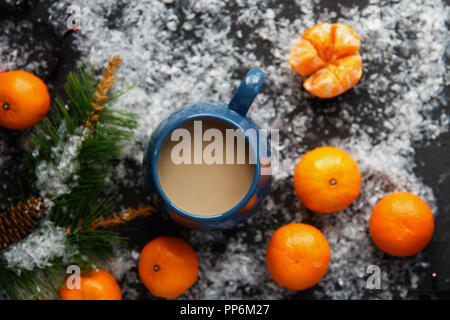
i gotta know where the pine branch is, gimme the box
[0,57,141,299]
[20,56,138,228]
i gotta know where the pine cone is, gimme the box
[0,198,46,251]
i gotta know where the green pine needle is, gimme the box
[0,64,137,299]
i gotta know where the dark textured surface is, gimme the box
[0,0,448,299]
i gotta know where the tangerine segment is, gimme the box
[304,55,362,98]
[330,55,363,88]
[369,192,434,257]
[302,68,342,99]
[58,269,122,300]
[302,22,334,61]
[289,38,326,76]
[332,23,361,59]
[289,22,362,98]
[266,223,330,291]
[138,236,198,299]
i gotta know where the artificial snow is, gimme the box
[0,17,57,80]
[2,220,69,271]
[34,125,87,199]
[0,0,447,299]
[48,0,448,299]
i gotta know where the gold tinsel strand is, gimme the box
[0,198,46,251]
[85,56,123,129]
[88,205,155,230]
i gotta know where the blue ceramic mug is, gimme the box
[143,68,271,231]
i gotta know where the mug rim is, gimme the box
[151,111,261,222]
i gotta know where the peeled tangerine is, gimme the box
[289,23,363,98]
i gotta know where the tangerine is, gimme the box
[58,269,122,300]
[369,192,434,257]
[138,236,198,298]
[0,70,50,130]
[293,146,361,213]
[289,23,362,98]
[266,223,330,290]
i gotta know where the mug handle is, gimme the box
[228,67,264,116]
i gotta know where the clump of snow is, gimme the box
[2,220,69,272]
[105,244,142,300]
[0,123,86,273]
[35,0,449,300]
[35,125,87,199]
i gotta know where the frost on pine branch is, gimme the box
[0,56,144,299]
[35,125,87,199]
[35,56,125,201]
[2,220,69,271]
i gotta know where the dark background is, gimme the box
[0,0,448,299]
